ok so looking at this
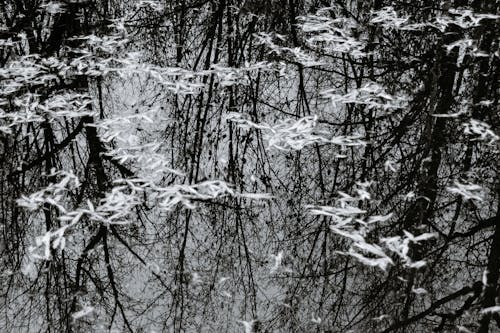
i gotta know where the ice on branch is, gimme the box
[269,251,284,274]
[106,143,185,180]
[123,177,271,213]
[30,224,72,260]
[381,231,436,268]
[1,92,95,128]
[237,320,257,333]
[384,160,398,172]
[481,306,500,314]
[75,34,129,56]
[39,93,95,118]
[346,245,393,271]
[412,287,428,295]
[444,38,474,54]
[69,32,206,94]
[309,205,366,220]
[0,55,68,96]
[96,111,157,144]
[24,176,270,261]
[0,22,228,138]
[16,170,82,260]
[226,113,365,151]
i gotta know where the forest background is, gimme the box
[0,0,499,332]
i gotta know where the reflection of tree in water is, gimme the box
[0,1,499,332]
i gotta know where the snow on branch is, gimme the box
[16,169,82,260]
[463,119,499,144]
[208,62,272,87]
[0,92,95,133]
[225,113,365,151]
[435,9,499,31]
[19,171,271,262]
[321,81,408,111]
[370,6,499,32]
[307,182,436,271]
[254,32,325,67]
[17,169,81,212]
[297,13,367,57]
[446,181,485,202]
[370,6,409,29]
[152,180,236,210]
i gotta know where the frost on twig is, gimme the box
[225,113,365,151]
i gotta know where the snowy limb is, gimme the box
[369,7,499,32]
[384,160,398,172]
[321,81,408,111]
[297,13,367,57]
[254,32,325,67]
[269,251,284,274]
[226,113,365,151]
[370,6,409,29]
[237,320,257,333]
[435,9,499,31]
[481,306,500,314]
[16,169,81,212]
[463,119,499,144]
[72,305,95,320]
[308,184,436,271]
[446,181,485,202]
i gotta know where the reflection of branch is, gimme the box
[8,118,86,180]
[103,228,133,332]
[478,211,500,332]
[102,154,134,177]
[381,282,481,332]
[110,226,173,294]
[71,225,106,314]
[448,217,496,239]
[433,281,482,331]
